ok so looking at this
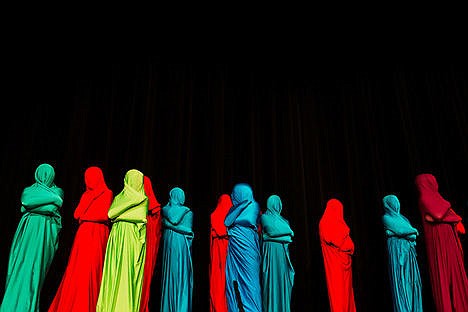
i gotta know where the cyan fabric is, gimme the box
[382,194,423,312]
[160,187,194,312]
[260,195,294,312]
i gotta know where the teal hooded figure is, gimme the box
[1,163,64,312]
[160,187,194,312]
[224,183,262,312]
[260,195,295,312]
[382,194,423,312]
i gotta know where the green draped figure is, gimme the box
[260,195,295,312]
[382,194,423,312]
[160,187,194,312]
[96,169,148,312]
[0,163,64,312]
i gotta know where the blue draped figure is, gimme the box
[382,194,423,312]
[224,183,262,312]
[260,195,294,312]
[160,187,194,312]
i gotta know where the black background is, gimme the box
[1,51,467,311]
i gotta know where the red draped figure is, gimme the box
[209,194,232,312]
[415,173,468,312]
[48,166,113,312]
[140,176,162,312]
[319,198,356,312]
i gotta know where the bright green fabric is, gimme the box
[96,169,148,312]
[1,163,63,312]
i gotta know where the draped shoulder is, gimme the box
[261,195,294,240]
[108,169,147,223]
[144,176,161,215]
[415,173,451,220]
[21,164,64,216]
[319,198,350,247]
[382,194,418,238]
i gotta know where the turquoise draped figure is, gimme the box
[160,187,194,312]
[260,195,295,312]
[1,163,64,312]
[382,195,423,312]
[224,183,262,312]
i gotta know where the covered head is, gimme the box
[107,169,147,222]
[266,194,282,215]
[383,194,400,215]
[211,194,233,235]
[169,187,185,206]
[35,163,56,187]
[84,166,108,192]
[415,173,439,193]
[414,173,451,216]
[319,198,350,244]
[322,198,345,221]
[162,186,191,226]
[231,183,254,206]
[217,194,232,207]
[124,169,145,192]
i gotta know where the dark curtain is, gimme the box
[1,57,467,311]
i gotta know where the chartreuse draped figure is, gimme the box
[260,195,295,312]
[0,163,64,312]
[382,194,423,312]
[160,187,194,312]
[224,183,262,312]
[96,169,148,312]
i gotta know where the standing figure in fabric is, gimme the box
[210,194,233,312]
[160,187,194,312]
[96,169,148,312]
[319,198,356,312]
[260,194,295,312]
[382,194,423,312]
[0,163,64,312]
[48,166,113,312]
[140,176,162,312]
[415,173,468,311]
[224,183,262,312]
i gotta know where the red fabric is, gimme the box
[319,198,356,312]
[48,166,112,312]
[210,194,232,312]
[140,176,162,312]
[415,173,468,311]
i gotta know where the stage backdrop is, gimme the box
[1,58,467,312]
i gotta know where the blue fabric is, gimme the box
[382,195,423,312]
[224,183,262,312]
[160,187,194,312]
[260,195,294,312]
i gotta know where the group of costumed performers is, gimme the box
[1,164,467,312]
